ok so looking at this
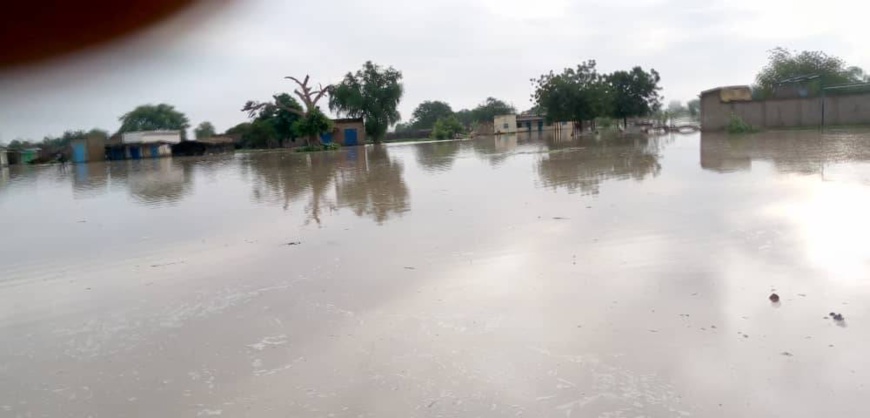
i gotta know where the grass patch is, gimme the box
[727,113,759,134]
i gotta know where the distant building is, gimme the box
[494,114,567,134]
[70,134,106,163]
[106,130,180,160]
[11,148,41,165]
[321,118,365,146]
[0,147,7,167]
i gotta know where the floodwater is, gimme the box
[2,130,870,417]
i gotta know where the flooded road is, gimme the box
[2,130,870,417]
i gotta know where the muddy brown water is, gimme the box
[2,130,870,417]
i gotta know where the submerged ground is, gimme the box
[2,130,869,417]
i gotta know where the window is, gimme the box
[503,123,509,129]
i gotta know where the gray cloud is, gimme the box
[1,0,867,141]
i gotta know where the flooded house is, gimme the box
[70,134,106,163]
[106,131,180,160]
[321,118,365,146]
[6,148,41,165]
[494,114,567,134]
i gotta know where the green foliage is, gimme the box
[394,122,412,133]
[454,109,475,127]
[118,104,190,139]
[471,97,516,123]
[410,100,454,130]
[608,66,662,125]
[532,60,609,125]
[241,93,304,147]
[754,47,868,98]
[246,120,279,148]
[687,99,700,119]
[431,115,465,140]
[194,121,216,139]
[225,122,252,136]
[292,108,333,140]
[726,113,757,134]
[295,142,341,152]
[329,61,404,142]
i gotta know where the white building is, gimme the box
[493,114,568,134]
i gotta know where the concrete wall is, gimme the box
[702,90,870,131]
[494,115,517,134]
[122,131,182,144]
[0,149,7,167]
[332,120,366,146]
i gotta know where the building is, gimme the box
[171,137,236,156]
[10,148,42,165]
[321,118,365,146]
[106,131,180,160]
[0,147,7,167]
[494,114,566,134]
[70,134,106,163]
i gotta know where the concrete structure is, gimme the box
[13,148,41,165]
[70,135,106,163]
[106,131,180,160]
[0,147,7,167]
[322,118,365,146]
[494,114,567,134]
[701,85,870,131]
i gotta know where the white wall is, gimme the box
[122,131,181,144]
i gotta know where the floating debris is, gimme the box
[769,293,780,303]
[831,312,845,322]
[404,266,416,270]
[285,241,302,246]
[781,351,793,357]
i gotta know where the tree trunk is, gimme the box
[624,117,628,130]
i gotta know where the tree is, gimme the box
[118,104,190,139]
[194,122,216,139]
[454,109,475,127]
[754,47,868,98]
[291,108,333,144]
[532,61,609,130]
[687,99,700,119]
[243,75,331,146]
[410,100,453,130]
[471,97,516,123]
[329,61,404,142]
[242,93,304,147]
[40,128,108,151]
[666,100,687,117]
[394,122,412,133]
[431,116,465,140]
[607,66,661,128]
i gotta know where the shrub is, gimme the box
[431,115,465,140]
[726,113,757,134]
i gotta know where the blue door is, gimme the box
[130,146,141,160]
[538,121,544,131]
[150,144,160,158]
[344,128,358,146]
[72,142,86,163]
[321,132,333,144]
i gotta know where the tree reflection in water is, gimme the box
[536,133,669,195]
[245,146,409,225]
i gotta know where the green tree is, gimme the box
[410,100,453,130]
[454,109,475,127]
[291,108,333,143]
[431,115,465,140]
[471,97,516,123]
[329,61,404,142]
[754,47,868,98]
[532,61,609,130]
[394,122,412,133]
[607,66,661,127]
[243,75,331,146]
[40,128,108,151]
[687,98,700,119]
[194,121,216,139]
[118,104,190,139]
[247,93,303,146]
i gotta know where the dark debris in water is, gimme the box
[285,241,302,246]
[769,293,780,303]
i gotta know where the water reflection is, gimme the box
[701,130,870,175]
[245,146,409,224]
[414,141,462,172]
[536,134,667,195]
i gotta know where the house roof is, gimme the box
[700,85,751,96]
[332,118,364,124]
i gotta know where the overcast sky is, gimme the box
[1,0,867,141]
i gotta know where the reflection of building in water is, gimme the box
[246,146,409,225]
[121,158,193,205]
[72,162,109,199]
[700,131,870,175]
[537,135,665,195]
